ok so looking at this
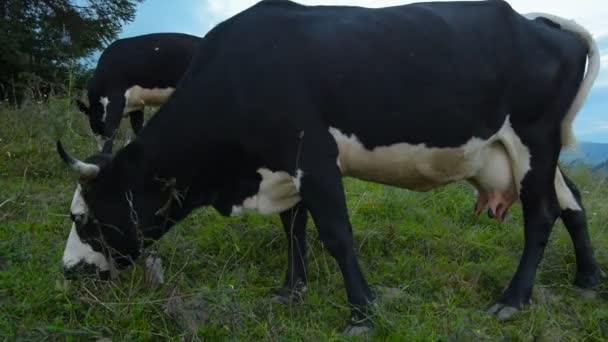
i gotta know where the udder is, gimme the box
[469,142,518,222]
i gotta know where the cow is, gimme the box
[56,0,602,335]
[76,33,202,152]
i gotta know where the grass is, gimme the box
[1,98,607,341]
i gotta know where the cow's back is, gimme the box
[91,33,201,93]
[182,0,524,148]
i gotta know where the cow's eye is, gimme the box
[70,212,88,225]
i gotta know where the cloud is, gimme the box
[196,0,258,34]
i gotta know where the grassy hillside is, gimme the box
[1,100,607,341]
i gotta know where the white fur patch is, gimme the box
[99,97,110,122]
[473,142,515,196]
[329,116,530,199]
[94,135,107,151]
[62,224,110,271]
[555,168,582,211]
[70,184,88,219]
[230,168,303,216]
[330,128,488,191]
[493,117,531,195]
[123,85,175,114]
[293,169,304,191]
[63,185,109,271]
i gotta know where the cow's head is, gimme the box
[75,98,108,139]
[57,141,173,279]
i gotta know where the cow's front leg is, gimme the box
[271,203,309,303]
[298,153,374,336]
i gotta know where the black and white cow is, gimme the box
[76,33,202,152]
[57,0,602,334]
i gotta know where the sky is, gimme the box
[118,0,608,143]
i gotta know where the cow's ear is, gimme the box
[75,99,89,115]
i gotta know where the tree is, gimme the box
[0,0,143,102]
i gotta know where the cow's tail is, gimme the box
[525,12,600,149]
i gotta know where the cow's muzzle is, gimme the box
[62,260,111,280]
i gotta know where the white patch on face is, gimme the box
[123,85,175,114]
[62,224,110,271]
[99,96,110,122]
[554,168,582,211]
[230,168,302,216]
[94,135,106,151]
[493,116,532,195]
[70,184,88,223]
[293,169,304,191]
[154,47,159,51]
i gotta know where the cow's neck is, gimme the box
[115,136,249,243]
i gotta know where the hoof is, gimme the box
[269,284,307,304]
[574,268,605,289]
[342,322,374,337]
[488,303,519,321]
[578,288,598,301]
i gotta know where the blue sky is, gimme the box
[118,0,608,143]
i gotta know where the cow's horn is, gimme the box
[56,140,100,179]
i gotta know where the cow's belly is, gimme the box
[229,117,545,219]
[123,85,175,113]
[229,117,581,221]
[330,127,490,191]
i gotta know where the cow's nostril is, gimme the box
[71,213,85,224]
[99,270,111,280]
[63,263,82,280]
[62,261,100,279]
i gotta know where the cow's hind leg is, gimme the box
[271,203,309,303]
[559,168,603,288]
[490,139,562,320]
[129,110,145,135]
[489,52,596,319]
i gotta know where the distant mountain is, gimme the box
[560,141,608,166]
[593,160,608,175]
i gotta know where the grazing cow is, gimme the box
[76,33,202,152]
[57,0,602,335]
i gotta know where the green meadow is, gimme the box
[1,99,607,341]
